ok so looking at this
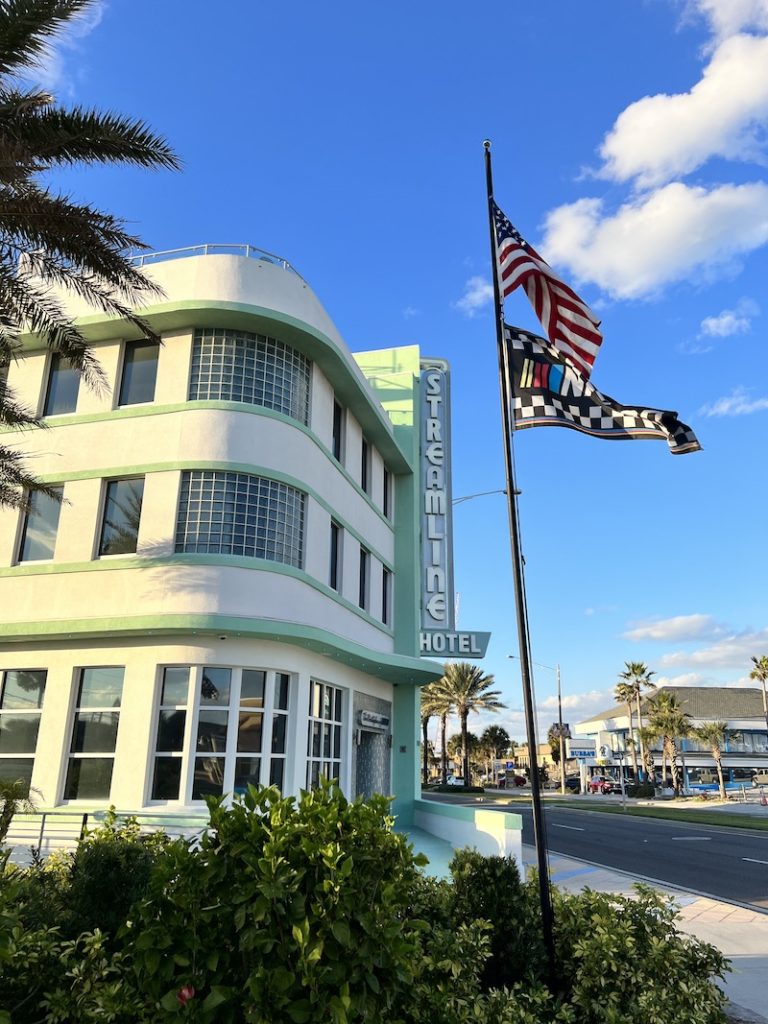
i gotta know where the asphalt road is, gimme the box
[495,803,768,908]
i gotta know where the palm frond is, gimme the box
[0,0,91,78]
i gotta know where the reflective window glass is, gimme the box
[152,758,182,800]
[119,341,159,406]
[77,668,124,708]
[0,714,41,754]
[18,488,63,562]
[43,354,80,416]
[99,478,144,556]
[1,670,46,710]
[64,758,114,800]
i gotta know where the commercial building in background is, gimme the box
[0,245,447,826]
[574,686,768,790]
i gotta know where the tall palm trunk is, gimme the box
[421,715,430,785]
[626,701,638,778]
[440,712,448,784]
[635,692,646,781]
[668,738,681,795]
[461,711,470,782]
[714,752,726,800]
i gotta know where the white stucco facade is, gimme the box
[0,248,442,824]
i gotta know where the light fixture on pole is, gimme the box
[508,655,567,796]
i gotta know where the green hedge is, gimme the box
[0,783,729,1024]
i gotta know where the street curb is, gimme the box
[521,844,768,917]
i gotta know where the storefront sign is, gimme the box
[419,630,491,658]
[420,360,455,632]
[359,710,390,732]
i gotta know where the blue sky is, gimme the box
[31,0,768,741]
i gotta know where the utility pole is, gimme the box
[557,664,566,796]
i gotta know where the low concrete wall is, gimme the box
[413,799,523,863]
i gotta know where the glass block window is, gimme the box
[98,478,144,556]
[43,354,80,416]
[65,667,124,800]
[175,471,305,568]
[18,487,63,562]
[151,667,190,801]
[307,680,343,789]
[0,669,47,787]
[119,341,159,407]
[189,328,311,424]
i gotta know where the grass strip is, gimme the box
[494,797,768,831]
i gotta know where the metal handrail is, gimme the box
[129,243,303,279]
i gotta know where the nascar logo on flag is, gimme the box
[505,326,701,456]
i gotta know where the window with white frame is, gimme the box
[151,667,190,800]
[149,665,293,803]
[306,680,344,789]
[17,487,63,563]
[0,669,46,786]
[98,477,144,556]
[64,667,124,800]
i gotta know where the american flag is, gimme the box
[493,201,603,379]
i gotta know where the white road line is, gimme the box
[743,857,768,865]
[552,824,585,831]
[671,837,711,841]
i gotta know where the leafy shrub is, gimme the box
[65,811,170,941]
[551,883,728,1024]
[627,782,655,799]
[125,782,428,1023]
[449,849,546,989]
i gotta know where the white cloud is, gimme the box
[653,672,707,687]
[598,35,768,188]
[22,2,105,95]
[402,306,420,319]
[453,276,493,317]
[540,181,768,299]
[698,297,758,337]
[686,0,768,41]
[699,387,768,416]
[661,627,768,668]
[623,614,723,642]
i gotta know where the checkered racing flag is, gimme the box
[504,325,701,455]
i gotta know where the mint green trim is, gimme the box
[0,554,394,636]
[2,401,395,529]
[0,613,443,686]
[391,686,422,824]
[19,299,413,473]
[28,459,394,571]
[413,799,524,831]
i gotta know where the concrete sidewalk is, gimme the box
[524,845,768,1023]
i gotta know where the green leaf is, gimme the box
[331,921,351,947]
[286,999,312,1022]
[202,986,229,1012]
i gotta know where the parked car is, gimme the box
[446,775,466,787]
[511,774,527,787]
[564,776,581,793]
[752,771,768,787]
[588,774,618,795]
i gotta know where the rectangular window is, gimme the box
[192,666,231,799]
[0,669,47,787]
[329,520,342,592]
[18,487,63,563]
[65,667,124,801]
[358,546,369,610]
[383,468,392,519]
[119,341,159,407]
[382,568,392,626]
[332,400,344,462]
[98,478,144,556]
[307,680,343,789]
[151,667,190,801]
[43,354,80,416]
[361,439,370,494]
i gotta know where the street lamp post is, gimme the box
[508,656,567,795]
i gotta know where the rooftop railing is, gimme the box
[129,243,304,280]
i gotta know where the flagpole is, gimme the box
[483,139,556,980]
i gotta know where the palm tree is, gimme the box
[0,0,179,507]
[437,662,504,784]
[422,679,454,783]
[446,731,479,777]
[749,656,768,738]
[694,721,730,800]
[479,724,511,783]
[637,724,658,783]
[0,777,39,847]
[614,680,638,779]
[647,691,691,796]
[420,682,443,785]
[617,662,656,781]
